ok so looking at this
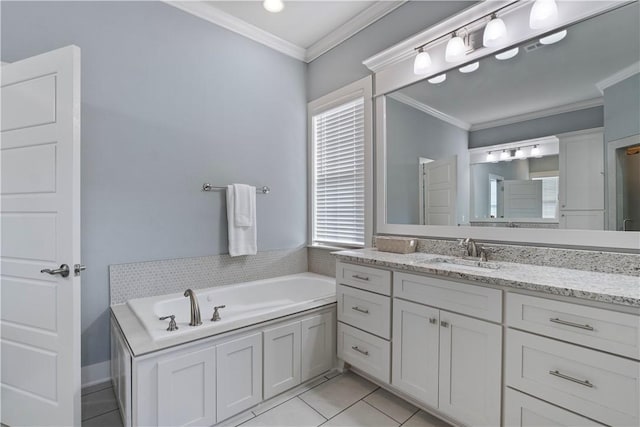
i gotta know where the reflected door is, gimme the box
[422,156,457,225]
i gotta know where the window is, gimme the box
[308,77,372,248]
[531,173,559,218]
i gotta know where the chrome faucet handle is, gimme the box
[211,305,226,322]
[159,315,178,331]
[479,247,488,262]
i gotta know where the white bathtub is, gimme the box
[127,272,336,341]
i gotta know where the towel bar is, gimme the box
[202,183,270,194]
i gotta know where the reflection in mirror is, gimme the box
[384,2,639,231]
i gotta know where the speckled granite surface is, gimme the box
[334,249,640,308]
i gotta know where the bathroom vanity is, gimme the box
[334,250,640,427]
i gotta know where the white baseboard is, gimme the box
[82,360,111,388]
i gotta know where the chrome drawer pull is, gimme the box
[429,317,438,324]
[549,370,594,388]
[440,321,449,328]
[351,306,369,314]
[549,318,594,331]
[352,274,370,281]
[351,346,369,356]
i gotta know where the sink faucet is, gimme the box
[459,238,487,261]
[184,289,202,326]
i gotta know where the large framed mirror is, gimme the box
[376,1,640,250]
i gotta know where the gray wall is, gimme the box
[386,98,469,225]
[469,106,604,148]
[604,73,640,142]
[306,1,475,101]
[1,1,307,367]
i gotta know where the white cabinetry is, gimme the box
[216,333,262,422]
[301,311,334,381]
[110,319,131,427]
[157,347,216,427]
[559,129,605,229]
[263,322,301,400]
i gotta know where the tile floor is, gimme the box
[81,371,453,427]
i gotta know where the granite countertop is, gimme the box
[334,249,640,308]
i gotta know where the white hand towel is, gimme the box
[233,184,254,227]
[227,184,257,257]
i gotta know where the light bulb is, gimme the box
[459,62,479,73]
[495,47,519,60]
[263,0,284,13]
[413,50,432,75]
[445,34,466,62]
[529,0,558,30]
[486,152,495,162]
[531,145,541,157]
[515,147,525,158]
[500,150,509,160]
[428,74,446,84]
[540,30,567,45]
[483,15,507,48]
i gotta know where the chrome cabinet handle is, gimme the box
[440,321,449,328]
[351,306,369,314]
[549,370,593,388]
[429,317,438,324]
[159,315,178,331]
[549,318,594,331]
[41,264,70,278]
[352,274,369,281]
[351,346,369,356]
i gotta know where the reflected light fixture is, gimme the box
[483,14,508,48]
[263,0,284,13]
[515,147,525,158]
[531,145,541,157]
[445,33,467,62]
[428,74,447,84]
[540,30,567,45]
[500,150,510,160]
[486,151,496,162]
[413,49,432,75]
[529,0,558,29]
[459,62,479,73]
[495,47,519,60]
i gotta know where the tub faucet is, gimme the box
[184,289,202,326]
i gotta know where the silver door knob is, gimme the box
[74,264,87,276]
[41,264,70,278]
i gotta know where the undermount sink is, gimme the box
[430,258,502,270]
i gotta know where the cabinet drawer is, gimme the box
[506,329,640,427]
[394,272,502,322]
[504,388,603,427]
[337,322,390,383]
[507,293,640,359]
[336,262,391,296]
[337,285,391,339]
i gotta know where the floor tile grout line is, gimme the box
[398,408,421,426]
[81,383,114,397]
[297,396,329,421]
[81,408,120,424]
[315,383,381,425]
[361,399,407,425]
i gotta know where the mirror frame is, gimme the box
[372,1,640,251]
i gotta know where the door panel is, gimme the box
[263,321,301,400]
[424,156,457,225]
[301,311,334,381]
[1,46,81,427]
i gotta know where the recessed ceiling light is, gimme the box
[495,47,519,60]
[263,0,284,13]
[428,74,447,84]
[459,62,479,73]
[540,30,567,45]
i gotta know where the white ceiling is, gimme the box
[167,1,405,62]
[396,2,640,128]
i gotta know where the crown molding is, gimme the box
[470,97,604,132]
[388,92,471,131]
[165,1,306,61]
[305,1,407,63]
[596,61,640,94]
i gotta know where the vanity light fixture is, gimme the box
[445,32,467,63]
[413,49,432,75]
[540,29,567,45]
[459,62,479,73]
[500,150,510,160]
[529,0,559,29]
[495,47,519,60]
[515,147,525,158]
[486,151,496,162]
[263,0,284,13]
[428,74,447,84]
[483,14,508,48]
[531,145,542,157]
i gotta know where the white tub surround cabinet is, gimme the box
[334,251,640,427]
[111,306,335,427]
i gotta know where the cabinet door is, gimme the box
[559,131,604,210]
[301,311,334,381]
[438,311,502,427]
[392,299,439,407]
[157,347,216,427]
[216,332,262,423]
[559,210,604,230]
[263,321,301,400]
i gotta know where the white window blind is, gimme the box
[533,176,559,218]
[312,97,365,247]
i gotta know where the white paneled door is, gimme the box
[1,46,82,426]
